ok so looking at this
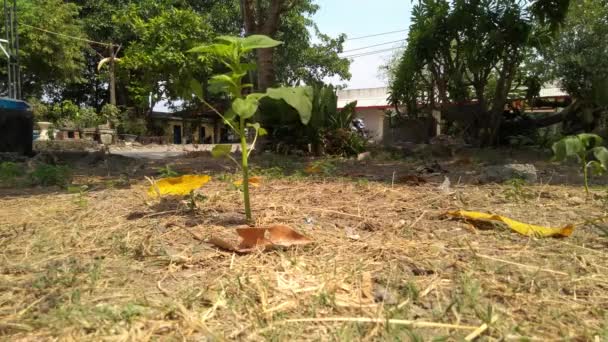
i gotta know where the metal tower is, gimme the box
[1,0,20,99]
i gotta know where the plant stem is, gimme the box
[583,158,590,197]
[240,118,252,221]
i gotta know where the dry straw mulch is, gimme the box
[1,174,607,341]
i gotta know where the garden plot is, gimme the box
[0,153,607,341]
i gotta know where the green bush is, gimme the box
[29,164,72,187]
[0,162,25,184]
[321,128,367,157]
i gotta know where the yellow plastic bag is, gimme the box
[148,175,211,197]
[447,210,574,238]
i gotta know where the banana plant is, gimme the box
[189,35,312,221]
[552,133,608,196]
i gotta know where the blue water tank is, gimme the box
[0,98,29,110]
[0,98,33,155]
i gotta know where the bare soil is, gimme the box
[1,149,607,341]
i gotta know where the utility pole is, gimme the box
[1,0,21,99]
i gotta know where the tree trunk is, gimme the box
[256,47,276,91]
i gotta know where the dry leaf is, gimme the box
[233,176,262,188]
[237,228,272,251]
[447,210,574,237]
[147,175,211,197]
[208,225,313,253]
[266,225,313,246]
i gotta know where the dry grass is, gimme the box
[1,153,607,341]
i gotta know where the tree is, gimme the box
[0,0,87,98]
[116,4,214,111]
[389,0,570,145]
[548,0,608,122]
[273,2,350,86]
[241,0,306,90]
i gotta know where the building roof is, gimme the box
[337,84,570,110]
[337,87,391,110]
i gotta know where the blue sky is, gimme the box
[313,0,413,89]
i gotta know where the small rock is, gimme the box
[393,219,407,228]
[567,196,585,205]
[438,176,452,194]
[357,152,371,161]
[478,164,538,184]
[373,284,398,305]
[344,227,360,240]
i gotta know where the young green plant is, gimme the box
[552,133,608,196]
[189,35,312,221]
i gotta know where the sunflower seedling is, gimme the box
[189,35,312,221]
[552,133,608,196]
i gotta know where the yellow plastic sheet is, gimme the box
[447,210,574,238]
[148,175,211,197]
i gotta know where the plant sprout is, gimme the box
[552,133,608,196]
[189,35,312,221]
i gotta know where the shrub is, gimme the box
[321,128,367,157]
[29,164,72,187]
[0,162,24,185]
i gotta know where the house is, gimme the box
[337,87,391,143]
[150,108,236,145]
[337,84,571,143]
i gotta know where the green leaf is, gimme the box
[593,146,608,169]
[189,43,232,59]
[211,144,232,158]
[588,161,606,176]
[216,35,239,44]
[190,79,203,100]
[209,74,238,95]
[265,86,314,125]
[232,98,259,119]
[224,108,236,121]
[578,133,603,149]
[552,136,585,161]
[247,123,268,136]
[247,93,267,101]
[241,35,282,51]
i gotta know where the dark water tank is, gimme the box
[0,98,33,155]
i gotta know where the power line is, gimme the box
[342,47,403,59]
[346,29,408,41]
[342,39,406,53]
[20,23,114,47]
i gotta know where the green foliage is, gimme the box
[117,110,147,136]
[322,128,367,157]
[116,2,215,109]
[503,178,535,203]
[189,35,313,220]
[546,0,608,108]
[7,0,87,98]
[389,0,570,144]
[29,164,72,187]
[0,162,24,185]
[100,104,121,126]
[328,101,357,130]
[156,165,179,179]
[273,1,351,85]
[552,133,608,195]
[211,145,232,158]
